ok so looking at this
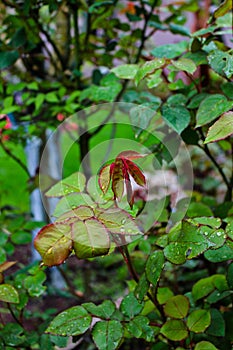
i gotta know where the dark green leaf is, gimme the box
[83,300,116,319]
[207,308,225,337]
[46,306,91,336]
[146,251,165,287]
[204,243,233,262]
[0,51,19,69]
[161,104,191,134]
[127,315,159,341]
[92,320,123,350]
[120,292,144,319]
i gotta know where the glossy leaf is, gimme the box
[171,58,196,74]
[204,112,233,143]
[196,94,233,127]
[151,41,188,59]
[194,341,218,350]
[34,223,72,266]
[164,295,189,319]
[204,243,233,262]
[120,292,144,319]
[92,320,123,350]
[134,58,166,86]
[83,300,116,319]
[127,315,159,342]
[187,309,211,333]
[161,104,191,134]
[72,219,110,259]
[146,251,165,286]
[46,306,91,336]
[98,164,111,194]
[111,64,138,79]
[0,284,19,303]
[46,172,86,197]
[160,320,188,341]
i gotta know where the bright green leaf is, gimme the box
[46,172,86,197]
[171,58,196,74]
[194,341,218,350]
[204,112,233,143]
[164,295,189,319]
[187,309,211,333]
[160,320,188,341]
[151,41,188,59]
[196,94,233,127]
[0,284,19,303]
[111,64,138,79]
[134,58,165,86]
[157,287,174,305]
[46,306,91,336]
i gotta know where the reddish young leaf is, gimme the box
[34,223,72,266]
[124,159,146,186]
[112,158,124,201]
[117,150,145,160]
[98,164,111,194]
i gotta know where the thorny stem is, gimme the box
[0,138,30,177]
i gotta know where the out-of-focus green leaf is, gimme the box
[204,112,233,143]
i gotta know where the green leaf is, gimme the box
[160,320,188,341]
[120,292,144,319]
[161,104,191,134]
[35,93,45,111]
[130,105,158,137]
[53,193,95,217]
[214,0,232,18]
[204,243,233,262]
[187,202,213,218]
[24,269,46,297]
[127,315,159,342]
[145,251,165,287]
[164,295,189,319]
[46,172,86,197]
[11,231,32,245]
[204,112,233,143]
[111,64,138,79]
[98,164,111,194]
[194,341,218,350]
[34,222,72,266]
[134,58,166,86]
[171,58,196,74]
[190,216,221,228]
[135,273,150,302]
[151,41,188,59]
[206,308,225,337]
[192,276,215,301]
[0,323,25,346]
[146,69,163,88]
[72,219,110,259]
[83,300,115,319]
[196,94,233,127]
[92,320,123,350]
[46,306,91,336]
[208,50,233,78]
[0,284,19,303]
[187,309,211,333]
[45,92,59,103]
[157,287,174,305]
[0,51,19,69]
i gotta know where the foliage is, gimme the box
[0,0,233,349]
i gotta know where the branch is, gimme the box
[0,138,30,177]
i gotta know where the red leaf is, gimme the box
[112,158,124,200]
[98,164,111,194]
[117,150,145,160]
[124,159,146,186]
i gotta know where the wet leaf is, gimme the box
[72,219,110,259]
[146,251,165,287]
[171,58,196,74]
[46,306,91,336]
[120,292,144,319]
[111,64,138,79]
[161,104,191,134]
[0,284,19,303]
[34,223,72,266]
[83,300,116,318]
[134,58,166,86]
[92,320,123,350]
[46,172,86,197]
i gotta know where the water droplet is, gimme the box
[204,232,208,236]
[121,219,126,225]
[216,231,222,237]
[47,247,53,254]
